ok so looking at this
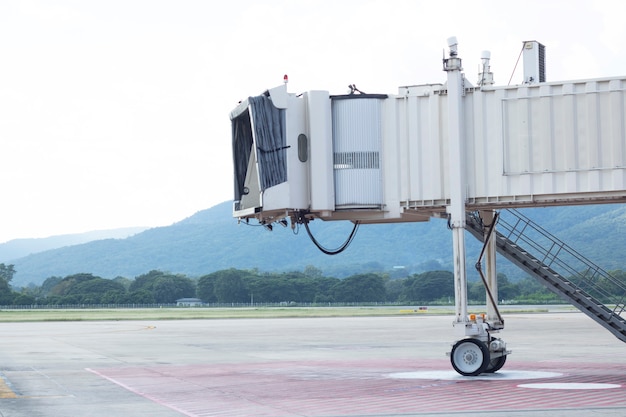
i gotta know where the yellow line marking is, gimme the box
[0,377,18,399]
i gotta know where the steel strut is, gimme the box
[474,212,504,326]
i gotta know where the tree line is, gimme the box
[6,262,618,306]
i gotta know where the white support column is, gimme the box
[452,226,468,326]
[443,37,468,327]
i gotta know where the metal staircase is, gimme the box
[466,209,626,343]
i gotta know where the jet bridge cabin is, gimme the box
[230,76,626,227]
[230,84,410,226]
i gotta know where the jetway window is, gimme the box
[297,134,308,162]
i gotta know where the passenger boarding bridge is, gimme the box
[229,38,626,375]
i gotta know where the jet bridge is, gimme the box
[229,38,626,375]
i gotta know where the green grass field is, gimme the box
[0,306,555,322]
[0,307,438,322]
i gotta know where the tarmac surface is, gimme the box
[0,309,624,416]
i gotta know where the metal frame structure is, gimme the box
[228,37,626,375]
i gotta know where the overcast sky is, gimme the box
[0,0,624,243]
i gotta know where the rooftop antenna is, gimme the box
[442,36,462,72]
[478,50,494,86]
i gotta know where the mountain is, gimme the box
[9,202,454,286]
[0,227,148,263]
[8,201,626,287]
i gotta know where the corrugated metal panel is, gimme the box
[403,92,447,203]
[501,80,626,184]
[332,98,383,207]
[481,78,626,202]
[397,77,626,210]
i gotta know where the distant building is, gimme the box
[176,298,203,307]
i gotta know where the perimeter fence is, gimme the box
[0,301,411,310]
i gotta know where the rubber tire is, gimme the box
[450,338,490,376]
[485,354,507,373]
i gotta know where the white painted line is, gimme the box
[387,370,563,381]
[518,383,622,390]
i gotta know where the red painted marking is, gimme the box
[90,359,626,416]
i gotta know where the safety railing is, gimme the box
[496,209,626,318]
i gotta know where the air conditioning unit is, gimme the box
[523,40,546,84]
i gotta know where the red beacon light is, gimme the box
[283,74,288,84]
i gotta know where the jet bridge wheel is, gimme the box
[485,337,507,373]
[450,338,490,376]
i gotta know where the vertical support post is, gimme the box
[452,226,467,326]
[481,210,499,322]
[443,37,468,327]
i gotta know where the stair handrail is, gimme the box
[497,209,626,317]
